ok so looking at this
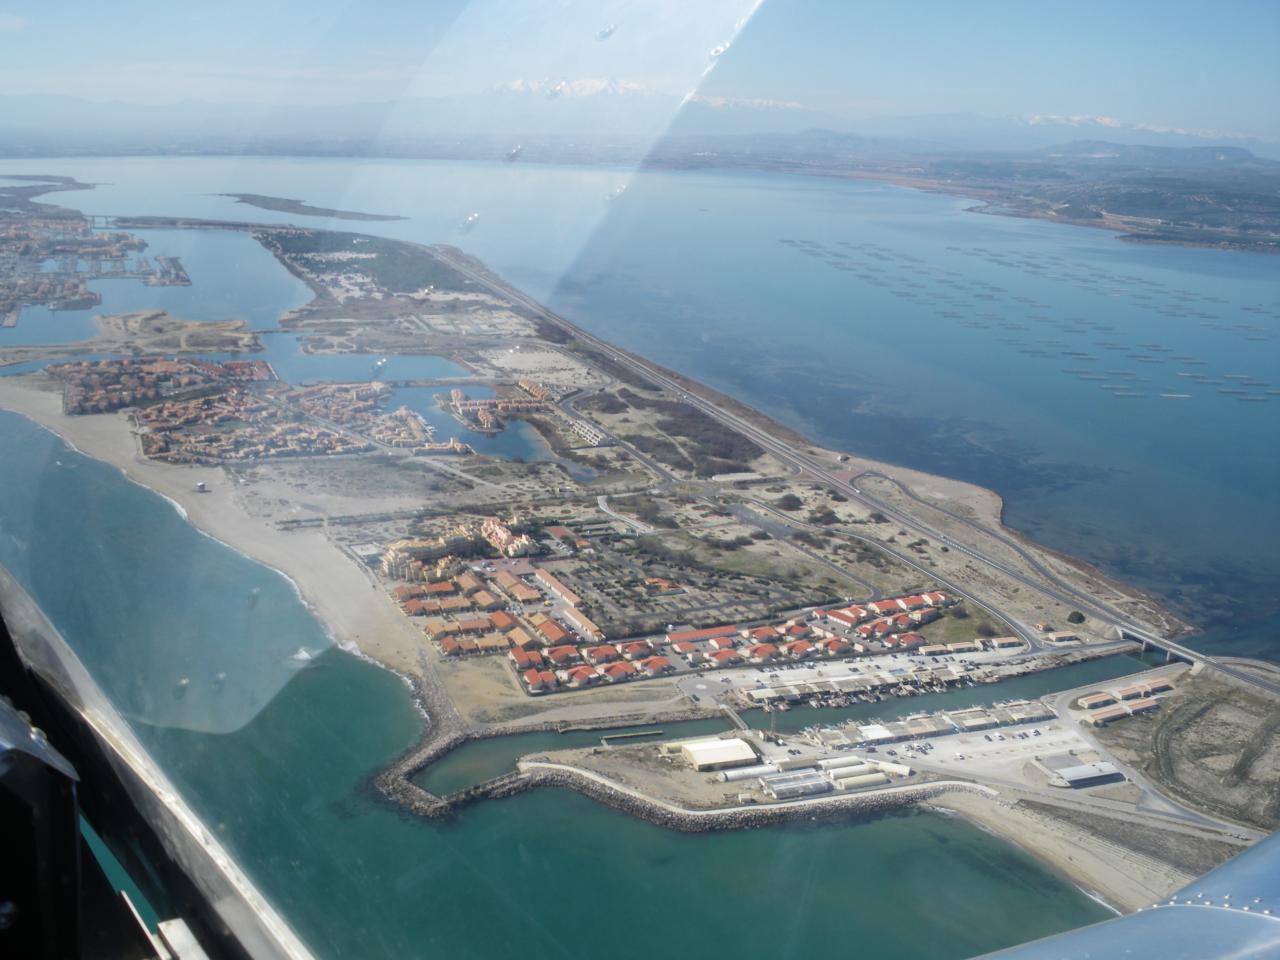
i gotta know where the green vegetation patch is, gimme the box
[264,230,475,294]
[616,388,763,476]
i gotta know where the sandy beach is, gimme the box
[0,371,1232,917]
[931,792,1194,913]
[0,375,430,681]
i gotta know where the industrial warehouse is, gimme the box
[658,733,913,801]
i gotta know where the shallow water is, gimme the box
[0,411,1110,959]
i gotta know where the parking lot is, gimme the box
[881,719,1098,784]
[673,650,987,702]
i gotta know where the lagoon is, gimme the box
[6,156,1273,655]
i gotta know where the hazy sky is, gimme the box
[2,0,1276,139]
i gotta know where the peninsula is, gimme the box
[1,185,1276,917]
[218,192,408,221]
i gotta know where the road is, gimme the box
[428,245,1280,700]
[596,494,654,534]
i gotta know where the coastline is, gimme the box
[0,360,1211,921]
[0,377,433,683]
[927,792,1191,914]
[424,239,1188,640]
[0,358,1183,689]
[0,215,1222,919]
[645,162,1279,255]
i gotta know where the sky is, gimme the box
[1,0,1277,140]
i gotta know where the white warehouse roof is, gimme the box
[680,737,758,770]
[1057,761,1121,784]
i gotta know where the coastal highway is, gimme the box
[426,245,1279,699]
[429,246,1046,640]
[846,473,1280,695]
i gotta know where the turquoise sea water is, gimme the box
[0,158,1273,956]
[0,411,1109,958]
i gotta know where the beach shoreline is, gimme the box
[0,369,1222,921]
[0,366,1184,691]
[927,792,1192,914]
[0,376,432,683]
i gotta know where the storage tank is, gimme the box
[824,763,874,780]
[834,772,890,790]
[718,763,778,782]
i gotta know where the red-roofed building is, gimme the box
[825,610,860,629]
[511,648,545,670]
[522,668,553,693]
[546,645,580,665]
[893,632,926,650]
[602,661,638,682]
[584,644,620,665]
[403,599,426,617]
[898,595,927,610]
[868,618,898,637]
[821,637,851,657]
[749,643,780,664]
[620,641,653,660]
[747,626,782,643]
[455,572,483,595]
[564,665,599,688]
[786,623,812,639]
[424,581,457,596]
[922,592,948,606]
[710,636,739,651]
[529,614,570,646]
[868,599,906,616]
[672,641,702,663]
[639,656,674,676]
[490,610,518,632]
[782,640,816,659]
[709,649,743,666]
[507,627,542,651]
[440,637,464,657]
[393,585,424,601]
[665,625,738,645]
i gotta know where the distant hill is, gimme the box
[2,94,1276,160]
